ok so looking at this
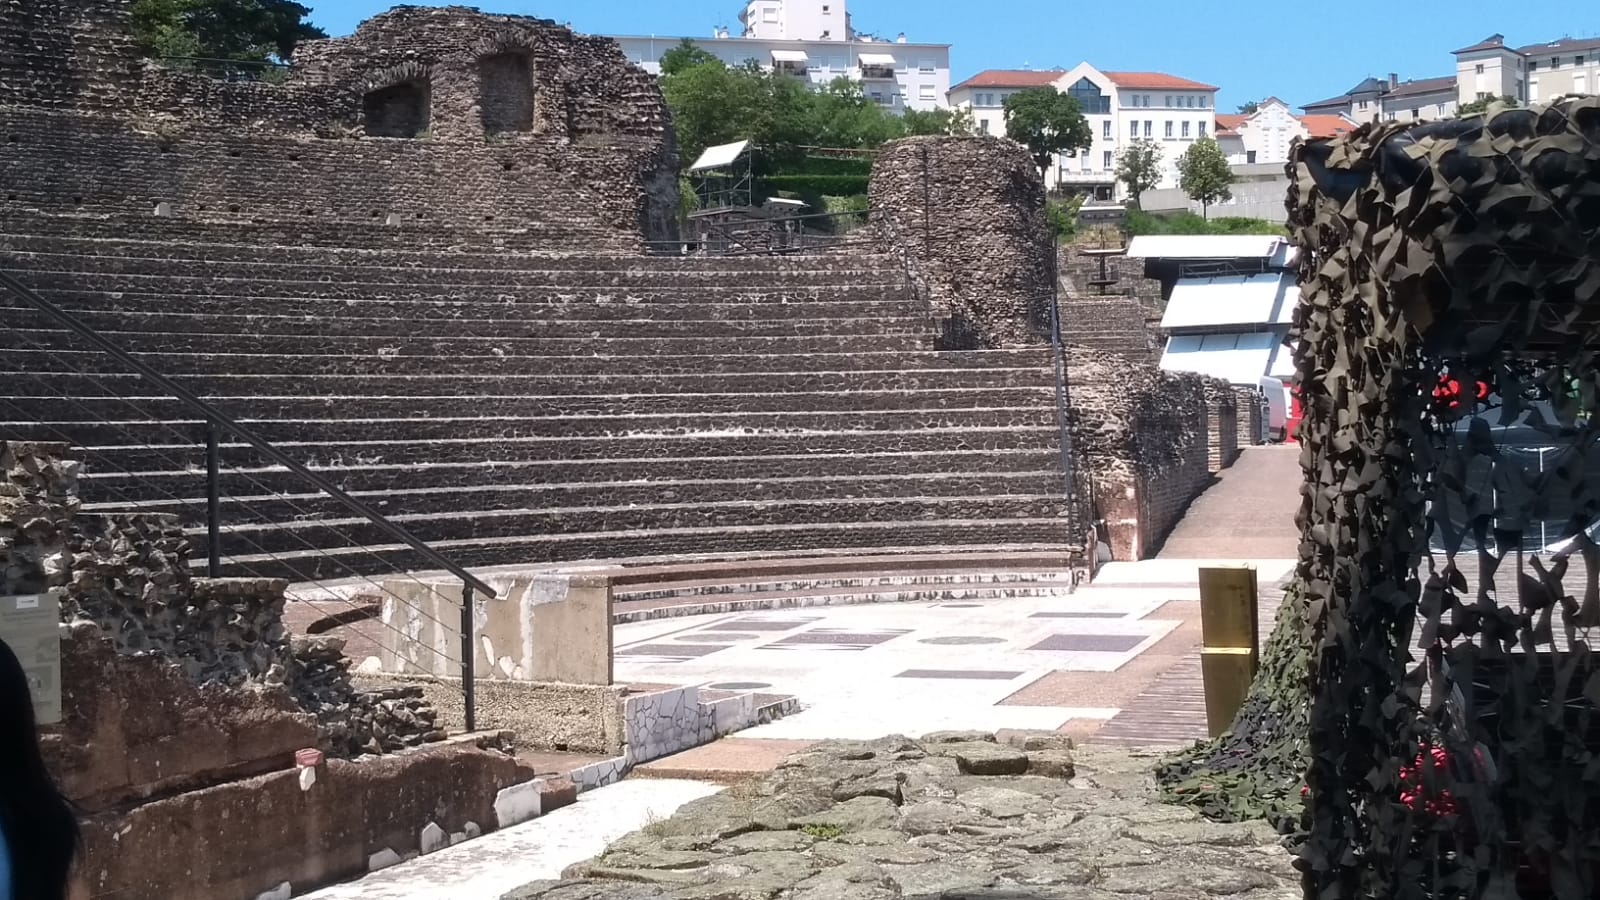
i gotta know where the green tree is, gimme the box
[803,78,903,148]
[1176,137,1235,219]
[1114,138,1164,208]
[660,38,720,76]
[1456,94,1518,117]
[1002,87,1093,175]
[1238,100,1260,115]
[130,0,325,61]
[901,106,975,137]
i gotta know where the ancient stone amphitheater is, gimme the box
[1,2,1235,603]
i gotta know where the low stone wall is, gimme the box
[870,136,1053,349]
[378,571,613,686]
[1204,380,1240,472]
[75,734,542,900]
[1235,385,1265,446]
[358,673,627,755]
[620,684,798,766]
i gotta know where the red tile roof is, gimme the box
[1102,71,1218,91]
[1214,113,1248,135]
[949,70,1064,92]
[1298,114,1355,139]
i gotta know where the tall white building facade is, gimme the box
[608,0,951,113]
[947,63,1218,200]
[1454,33,1600,105]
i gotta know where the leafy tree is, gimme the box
[1238,100,1260,115]
[803,79,904,148]
[1456,94,1518,117]
[901,106,975,137]
[1176,137,1235,219]
[130,0,325,61]
[1114,138,1164,208]
[1002,87,1093,175]
[660,38,721,76]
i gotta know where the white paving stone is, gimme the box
[299,779,722,900]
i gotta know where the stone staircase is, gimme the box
[0,218,1074,582]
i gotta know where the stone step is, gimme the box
[612,568,1077,603]
[6,306,930,338]
[9,367,1057,398]
[196,495,1069,560]
[15,406,1058,447]
[79,448,1062,498]
[2,348,1055,376]
[201,520,1076,582]
[3,387,1054,421]
[0,229,902,274]
[611,580,1083,622]
[16,288,923,318]
[13,327,932,358]
[1,255,905,288]
[67,426,1064,473]
[86,470,1065,523]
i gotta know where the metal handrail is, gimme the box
[0,268,497,600]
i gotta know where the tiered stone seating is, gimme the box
[0,218,1072,581]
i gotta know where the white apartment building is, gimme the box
[1455,33,1600,105]
[1302,74,1459,124]
[1214,98,1353,166]
[608,0,951,113]
[947,63,1219,200]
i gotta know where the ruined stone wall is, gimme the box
[1067,349,1213,559]
[0,0,139,113]
[1204,379,1240,472]
[1234,385,1264,446]
[870,137,1054,348]
[0,5,678,246]
[1059,296,1159,364]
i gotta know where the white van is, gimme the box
[1258,377,1289,442]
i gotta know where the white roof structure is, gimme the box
[771,49,810,62]
[1160,273,1293,330]
[1126,234,1287,260]
[858,52,897,66]
[1161,332,1280,385]
[1268,342,1297,379]
[687,140,751,173]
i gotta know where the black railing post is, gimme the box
[460,582,476,733]
[206,420,222,577]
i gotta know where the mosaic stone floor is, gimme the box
[612,582,1187,740]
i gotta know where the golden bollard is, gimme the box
[1198,565,1260,737]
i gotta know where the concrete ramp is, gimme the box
[1156,445,1302,560]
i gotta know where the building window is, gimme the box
[1165,94,1172,106]
[1475,63,1485,74]
[1066,77,1110,114]
[918,59,935,73]
[1143,120,1152,137]
[978,118,990,133]
[1104,150,1113,170]
[1200,94,1209,107]
[1142,94,1151,106]
[1411,107,1419,117]
[1103,119,1112,139]
[919,84,935,101]
[1552,57,1560,67]
[1529,60,1537,71]
[762,7,778,22]
[1130,120,1138,138]
[1198,120,1206,137]
[1182,120,1190,137]
[1164,120,1173,138]
[1247,150,1257,163]
[1578,55,1586,65]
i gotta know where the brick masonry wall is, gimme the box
[1234,385,1265,446]
[1204,379,1240,472]
[0,4,679,246]
[870,137,1054,349]
[1067,348,1213,559]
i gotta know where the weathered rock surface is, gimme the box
[505,735,1297,900]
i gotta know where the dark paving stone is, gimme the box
[769,629,908,646]
[938,603,983,608]
[707,681,773,690]
[918,636,1006,645]
[1029,611,1128,619]
[674,633,756,643]
[1028,633,1146,653]
[703,618,821,632]
[895,669,1024,680]
[617,643,727,659]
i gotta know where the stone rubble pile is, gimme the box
[291,635,445,756]
[506,732,1298,900]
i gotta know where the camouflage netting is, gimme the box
[1163,95,1600,898]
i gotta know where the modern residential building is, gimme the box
[1454,33,1600,105]
[1301,73,1459,123]
[1214,98,1355,166]
[947,63,1219,200]
[608,0,951,112]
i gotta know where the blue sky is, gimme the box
[306,0,1599,112]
